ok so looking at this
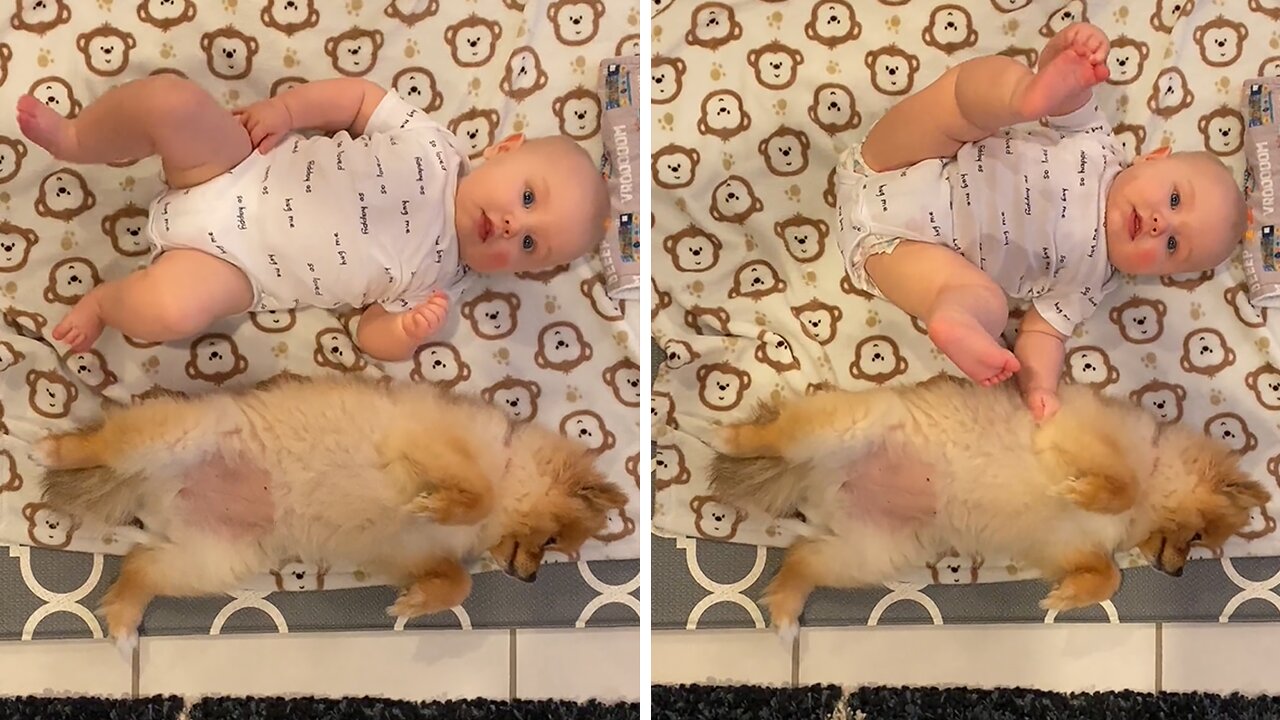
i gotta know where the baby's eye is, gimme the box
[1166,236,1178,254]
[522,188,535,208]
[521,235,536,252]
[1170,190,1180,209]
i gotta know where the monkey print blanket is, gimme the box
[0,0,642,587]
[650,0,1280,584]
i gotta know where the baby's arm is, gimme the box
[235,78,388,152]
[355,292,449,362]
[1014,306,1068,422]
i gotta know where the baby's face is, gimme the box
[1104,150,1243,276]
[454,136,603,274]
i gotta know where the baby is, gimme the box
[16,75,610,361]
[836,22,1246,420]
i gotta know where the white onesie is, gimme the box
[836,102,1124,335]
[147,92,471,313]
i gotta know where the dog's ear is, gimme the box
[575,475,628,514]
[1221,473,1270,511]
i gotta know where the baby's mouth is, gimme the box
[479,212,492,242]
[1130,209,1141,241]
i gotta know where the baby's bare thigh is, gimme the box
[146,249,254,318]
[860,66,971,173]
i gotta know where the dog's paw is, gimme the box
[773,619,799,647]
[406,489,487,526]
[1039,584,1091,612]
[387,585,452,619]
[112,630,138,661]
[30,437,58,468]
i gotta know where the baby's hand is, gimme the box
[400,292,449,343]
[232,98,293,154]
[1024,386,1060,424]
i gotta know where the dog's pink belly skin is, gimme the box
[838,443,939,530]
[174,455,275,539]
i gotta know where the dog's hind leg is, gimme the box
[1038,549,1122,611]
[387,437,494,526]
[387,557,472,619]
[716,389,900,460]
[37,395,218,470]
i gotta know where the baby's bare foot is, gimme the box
[1017,48,1109,120]
[928,309,1020,386]
[16,94,80,161]
[53,291,104,352]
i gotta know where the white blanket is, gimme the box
[0,0,641,592]
[651,0,1280,584]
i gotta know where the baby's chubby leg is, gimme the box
[865,241,1018,386]
[56,250,253,351]
[860,23,1110,173]
[17,74,251,189]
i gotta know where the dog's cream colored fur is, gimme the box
[711,376,1269,638]
[37,376,627,649]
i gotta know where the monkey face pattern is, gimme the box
[445,16,502,67]
[758,127,810,176]
[652,144,699,189]
[449,108,501,158]
[101,204,149,256]
[499,46,549,101]
[849,336,909,383]
[23,503,79,550]
[0,341,24,372]
[1148,68,1194,117]
[43,258,100,305]
[534,322,593,372]
[654,444,691,491]
[1129,380,1186,424]
[560,410,616,453]
[65,349,117,392]
[922,4,979,54]
[411,343,471,389]
[76,24,136,76]
[690,496,746,540]
[651,390,676,430]
[593,507,636,542]
[696,362,752,411]
[686,2,743,50]
[1151,0,1195,32]
[325,28,383,77]
[928,550,984,585]
[0,221,39,271]
[1039,0,1086,37]
[1106,37,1149,84]
[1237,504,1279,541]
[728,260,787,300]
[791,299,842,345]
[29,77,81,118]
[262,0,320,35]
[1112,123,1147,158]
[1180,329,1235,377]
[394,67,444,113]
[865,46,920,95]
[1108,297,1166,344]
[188,334,250,384]
[11,0,72,34]
[1226,284,1269,329]
[755,331,799,372]
[481,377,541,423]
[697,91,751,140]
[1205,413,1258,455]
[581,275,623,322]
[805,1,861,47]
[138,0,198,31]
[552,87,601,140]
[709,176,763,224]
[809,83,861,135]
[313,329,366,373]
[662,226,722,273]
[748,42,803,90]
[26,369,77,419]
[273,560,326,591]
[250,308,297,333]
[460,291,520,340]
[201,27,258,80]
[663,339,700,369]
[1065,346,1121,389]
[775,214,829,263]
[1198,108,1243,156]
[546,0,604,46]
[652,56,686,104]
[602,359,640,407]
[36,169,96,220]
[1245,364,1280,411]
[0,136,27,184]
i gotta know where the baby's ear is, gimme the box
[482,133,525,160]
[1138,145,1173,162]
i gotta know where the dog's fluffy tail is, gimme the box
[41,463,146,530]
[707,452,812,519]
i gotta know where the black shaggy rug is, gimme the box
[651,684,1280,719]
[0,696,638,719]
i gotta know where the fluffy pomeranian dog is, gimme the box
[710,376,1269,639]
[36,377,628,649]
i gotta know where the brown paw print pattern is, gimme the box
[651,0,1280,567]
[0,1,641,580]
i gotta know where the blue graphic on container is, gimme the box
[617,212,638,264]
[605,63,632,110]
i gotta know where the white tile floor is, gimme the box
[653,623,1280,694]
[0,628,640,701]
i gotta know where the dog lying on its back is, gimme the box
[36,376,628,650]
[710,375,1269,639]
